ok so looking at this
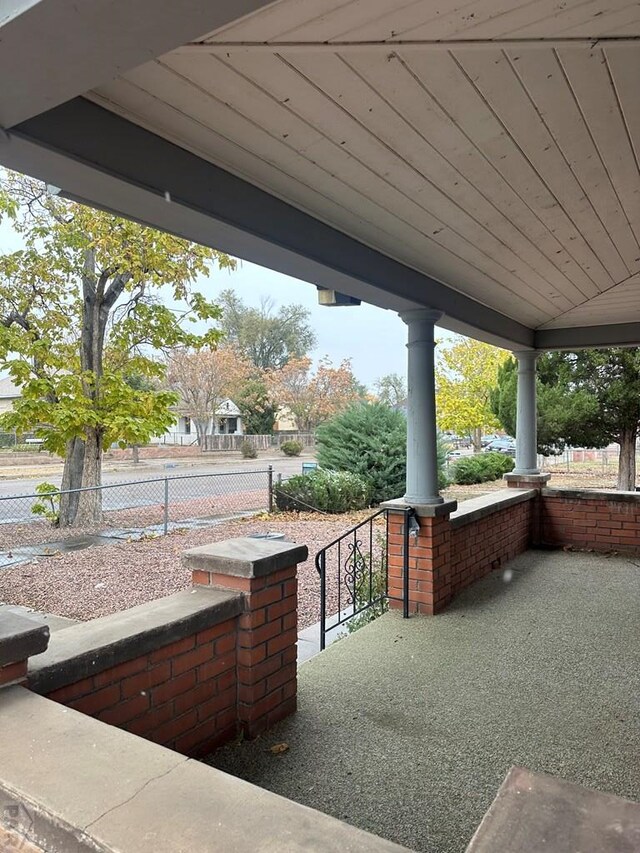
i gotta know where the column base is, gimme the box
[504,472,551,489]
[382,497,458,517]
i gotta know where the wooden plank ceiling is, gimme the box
[88,0,640,332]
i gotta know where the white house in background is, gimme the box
[0,377,21,417]
[154,399,244,446]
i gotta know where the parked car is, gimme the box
[481,434,501,447]
[446,449,463,460]
[483,438,516,456]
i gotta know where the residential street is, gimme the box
[0,455,314,523]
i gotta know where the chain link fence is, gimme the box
[539,447,639,474]
[0,468,273,567]
[0,431,43,451]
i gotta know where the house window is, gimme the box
[227,418,238,434]
[183,417,191,434]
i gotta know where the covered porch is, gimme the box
[210,547,640,852]
[1,1,640,849]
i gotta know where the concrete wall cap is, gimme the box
[0,611,49,667]
[28,588,242,695]
[182,537,308,578]
[450,489,536,529]
[543,486,640,503]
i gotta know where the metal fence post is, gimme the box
[319,550,327,651]
[403,509,411,619]
[267,464,274,513]
[163,477,169,535]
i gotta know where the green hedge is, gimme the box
[240,440,258,459]
[281,440,303,457]
[452,452,514,485]
[275,469,372,514]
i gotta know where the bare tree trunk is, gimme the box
[472,426,482,454]
[59,437,85,527]
[195,420,207,448]
[132,444,140,464]
[73,428,103,526]
[617,429,637,491]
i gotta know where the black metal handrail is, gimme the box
[315,506,412,650]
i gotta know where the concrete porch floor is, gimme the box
[208,550,640,853]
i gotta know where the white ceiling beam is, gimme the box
[535,324,640,350]
[175,37,640,53]
[0,0,276,129]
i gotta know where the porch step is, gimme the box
[466,766,640,853]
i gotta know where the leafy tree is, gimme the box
[374,373,406,409]
[218,289,316,371]
[436,336,508,452]
[0,171,233,526]
[235,377,277,435]
[166,346,253,447]
[491,349,640,491]
[267,356,361,431]
[317,402,448,504]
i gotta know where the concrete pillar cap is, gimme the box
[0,611,49,667]
[183,537,308,579]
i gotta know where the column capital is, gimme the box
[398,308,444,326]
[512,349,540,363]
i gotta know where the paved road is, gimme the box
[0,457,312,521]
[0,457,308,498]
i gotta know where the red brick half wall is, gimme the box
[542,488,640,553]
[28,537,308,756]
[28,589,243,757]
[450,491,534,595]
[387,490,536,615]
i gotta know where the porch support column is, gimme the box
[513,350,540,475]
[400,309,444,505]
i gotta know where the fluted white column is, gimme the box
[400,309,443,505]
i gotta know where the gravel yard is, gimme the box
[0,510,374,630]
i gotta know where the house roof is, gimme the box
[214,399,241,417]
[0,377,21,399]
[2,1,640,351]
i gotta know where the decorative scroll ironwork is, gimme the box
[315,507,412,651]
[343,537,368,607]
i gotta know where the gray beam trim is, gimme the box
[0,0,275,128]
[535,323,640,350]
[2,97,535,349]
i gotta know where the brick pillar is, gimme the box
[385,499,457,616]
[183,537,307,739]
[504,472,551,545]
[0,611,49,688]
